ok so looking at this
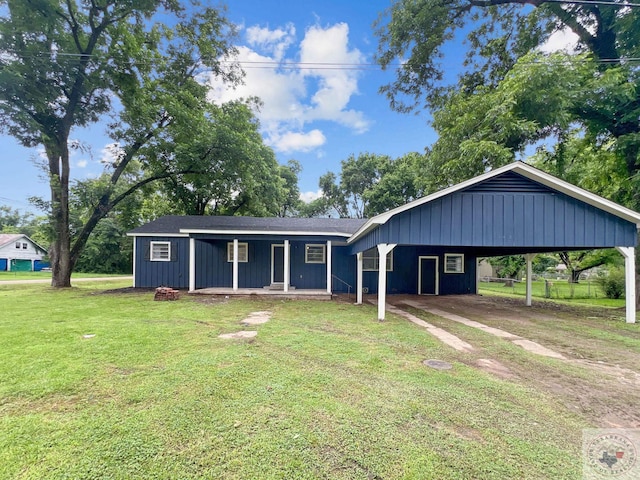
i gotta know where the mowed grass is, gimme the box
[0,271,130,281]
[0,282,587,479]
[479,279,624,308]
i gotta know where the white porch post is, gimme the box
[132,237,137,288]
[326,240,332,294]
[284,239,290,293]
[356,251,363,305]
[616,247,636,324]
[232,239,239,292]
[525,254,535,307]
[188,238,196,292]
[377,243,397,321]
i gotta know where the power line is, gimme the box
[543,0,640,6]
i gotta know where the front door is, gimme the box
[418,256,438,295]
[271,245,285,284]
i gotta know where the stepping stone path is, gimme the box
[240,311,272,326]
[218,331,258,340]
[218,311,272,340]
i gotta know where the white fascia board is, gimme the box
[179,229,353,237]
[126,233,190,237]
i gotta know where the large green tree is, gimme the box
[0,0,240,287]
[376,1,640,203]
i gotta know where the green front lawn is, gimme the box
[1,282,590,479]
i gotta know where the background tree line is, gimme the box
[1,0,637,284]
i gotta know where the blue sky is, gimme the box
[1,1,570,213]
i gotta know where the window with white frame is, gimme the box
[15,242,20,249]
[22,243,27,249]
[305,244,325,264]
[444,254,464,273]
[227,242,248,262]
[150,241,171,261]
[362,248,393,272]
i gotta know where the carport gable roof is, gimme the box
[348,161,640,246]
[128,215,367,238]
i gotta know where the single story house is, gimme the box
[128,162,640,323]
[0,234,48,271]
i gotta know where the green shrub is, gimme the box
[596,268,626,299]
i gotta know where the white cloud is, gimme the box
[539,28,579,54]
[207,22,369,154]
[300,189,323,203]
[76,159,88,168]
[246,23,295,61]
[269,129,326,153]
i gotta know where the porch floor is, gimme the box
[190,287,333,300]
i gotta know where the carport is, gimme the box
[348,162,640,323]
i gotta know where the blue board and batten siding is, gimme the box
[135,236,355,292]
[134,237,190,288]
[350,173,637,254]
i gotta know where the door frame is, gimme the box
[271,244,285,285]
[418,256,439,295]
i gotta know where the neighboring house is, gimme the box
[128,162,640,323]
[0,234,49,272]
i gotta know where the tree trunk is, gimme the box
[569,269,580,284]
[46,139,73,288]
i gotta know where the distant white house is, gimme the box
[0,234,48,271]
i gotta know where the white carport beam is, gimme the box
[377,243,397,320]
[524,254,536,307]
[356,251,363,305]
[616,246,636,324]
[189,238,196,292]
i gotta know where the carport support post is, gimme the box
[377,243,396,320]
[232,239,239,292]
[525,254,535,307]
[356,252,363,304]
[616,247,636,324]
[189,238,195,292]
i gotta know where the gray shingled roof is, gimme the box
[128,215,368,236]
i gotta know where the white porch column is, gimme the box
[284,239,290,293]
[377,243,397,321]
[616,246,636,324]
[326,240,332,294]
[525,254,535,307]
[132,238,137,288]
[232,239,239,292]
[188,238,196,292]
[356,251,363,305]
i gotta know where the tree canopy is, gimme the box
[0,0,257,286]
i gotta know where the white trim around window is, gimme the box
[150,241,171,262]
[362,248,393,272]
[305,244,326,264]
[444,253,464,273]
[227,242,248,262]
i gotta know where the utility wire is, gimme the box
[543,0,640,7]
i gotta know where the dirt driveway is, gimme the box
[384,294,640,429]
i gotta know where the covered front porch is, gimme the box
[189,286,333,300]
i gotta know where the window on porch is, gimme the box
[363,248,393,271]
[305,244,325,264]
[227,242,248,262]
